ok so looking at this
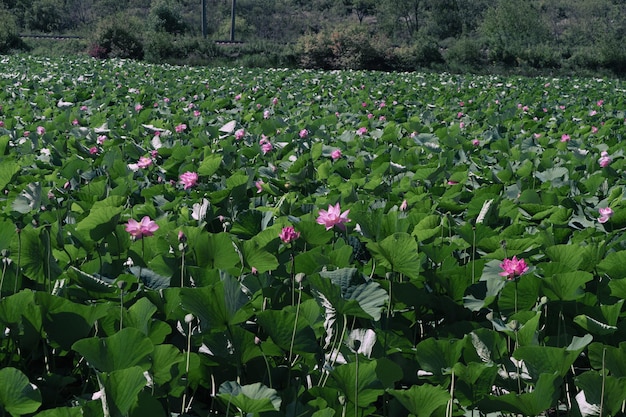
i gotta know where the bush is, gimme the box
[144,33,222,65]
[148,0,187,35]
[297,24,389,70]
[0,7,26,54]
[444,36,486,72]
[90,15,144,60]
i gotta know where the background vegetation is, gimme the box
[0,0,625,75]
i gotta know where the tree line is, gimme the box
[0,0,625,75]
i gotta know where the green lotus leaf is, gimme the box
[218,381,281,413]
[0,367,42,417]
[389,383,450,417]
[72,327,154,372]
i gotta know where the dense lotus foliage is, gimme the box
[1,55,626,416]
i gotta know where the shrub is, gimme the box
[148,0,187,35]
[91,15,144,60]
[444,36,486,72]
[0,7,26,54]
[297,24,388,70]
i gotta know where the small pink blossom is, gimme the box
[299,129,308,139]
[23,131,30,137]
[560,134,571,142]
[592,126,599,134]
[367,113,374,119]
[279,226,300,244]
[379,101,386,108]
[235,129,245,140]
[331,149,342,160]
[137,156,152,169]
[447,180,459,185]
[179,171,199,190]
[597,100,604,107]
[272,97,278,105]
[125,216,159,239]
[379,115,386,121]
[37,126,45,135]
[598,207,614,223]
[234,94,241,101]
[399,199,408,211]
[316,203,350,231]
[589,110,597,116]
[255,180,264,193]
[175,123,187,133]
[356,127,367,136]
[457,112,464,118]
[97,135,107,145]
[164,97,170,103]
[459,122,465,129]
[178,230,186,242]
[89,146,98,155]
[194,110,201,117]
[0,121,4,127]
[251,267,258,275]
[598,151,611,168]
[263,110,270,119]
[150,150,158,158]
[534,133,542,139]
[499,256,529,280]
[260,137,273,155]
[72,119,79,126]
[135,104,143,112]
[472,139,480,146]
[362,102,368,107]
[80,105,88,111]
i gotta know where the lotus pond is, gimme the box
[1,55,626,416]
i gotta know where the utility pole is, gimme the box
[230,0,236,42]
[201,0,207,38]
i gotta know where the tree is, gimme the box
[480,0,551,65]
[0,4,24,52]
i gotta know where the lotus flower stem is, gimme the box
[601,347,606,417]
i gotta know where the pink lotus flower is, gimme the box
[472,139,480,146]
[234,94,241,101]
[560,134,571,142]
[135,104,143,112]
[97,135,107,145]
[0,121,4,127]
[499,256,529,280]
[72,119,79,126]
[598,151,611,168]
[255,180,264,193]
[316,203,350,231]
[194,110,201,117]
[279,226,300,244]
[89,146,98,155]
[598,207,614,223]
[260,137,273,155]
[37,126,45,135]
[399,199,408,211]
[23,131,30,137]
[137,156,152,169]
[263,110,270,119]
[179,171,198,189]
[272,97,278,105]
[235,129,245,140]
[175,123,187,133]
[125,216,159,239]
[330,149,342,160]
[356,127,367,136]
[597,100,604,107]
[299,129,308,139]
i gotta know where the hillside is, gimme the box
[0,0,624,75]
